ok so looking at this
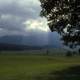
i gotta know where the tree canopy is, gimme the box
[40,0,80,49]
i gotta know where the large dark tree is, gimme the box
[40,0,80,49]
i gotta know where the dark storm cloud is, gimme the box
[0,15,24,31]
[0,0,41,33]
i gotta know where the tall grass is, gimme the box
[0,54,80,80]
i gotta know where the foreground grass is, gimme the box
[0,55,80,80]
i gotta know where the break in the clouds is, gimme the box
[0,0,49,36]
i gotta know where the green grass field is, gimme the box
[0,54,80,80]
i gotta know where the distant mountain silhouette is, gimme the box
[0,43,44,51]
[0,35,47,46]
[0,35,62,51]
[0,35,23,45]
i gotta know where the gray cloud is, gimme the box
[0,0,41,19]
[0,0,41,34]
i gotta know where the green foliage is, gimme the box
[79,49,80,55]
[66,51,72,57]
[40,0,80,49]
[40,0,80,31]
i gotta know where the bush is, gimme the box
[66,51,72,57]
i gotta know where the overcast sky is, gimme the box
[0,0,49,35]
[0,0,62,47]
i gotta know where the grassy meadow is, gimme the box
[0,52,80,80]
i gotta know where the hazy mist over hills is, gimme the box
[0,32,62,48]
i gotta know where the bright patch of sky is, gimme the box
[24,18,49,32]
